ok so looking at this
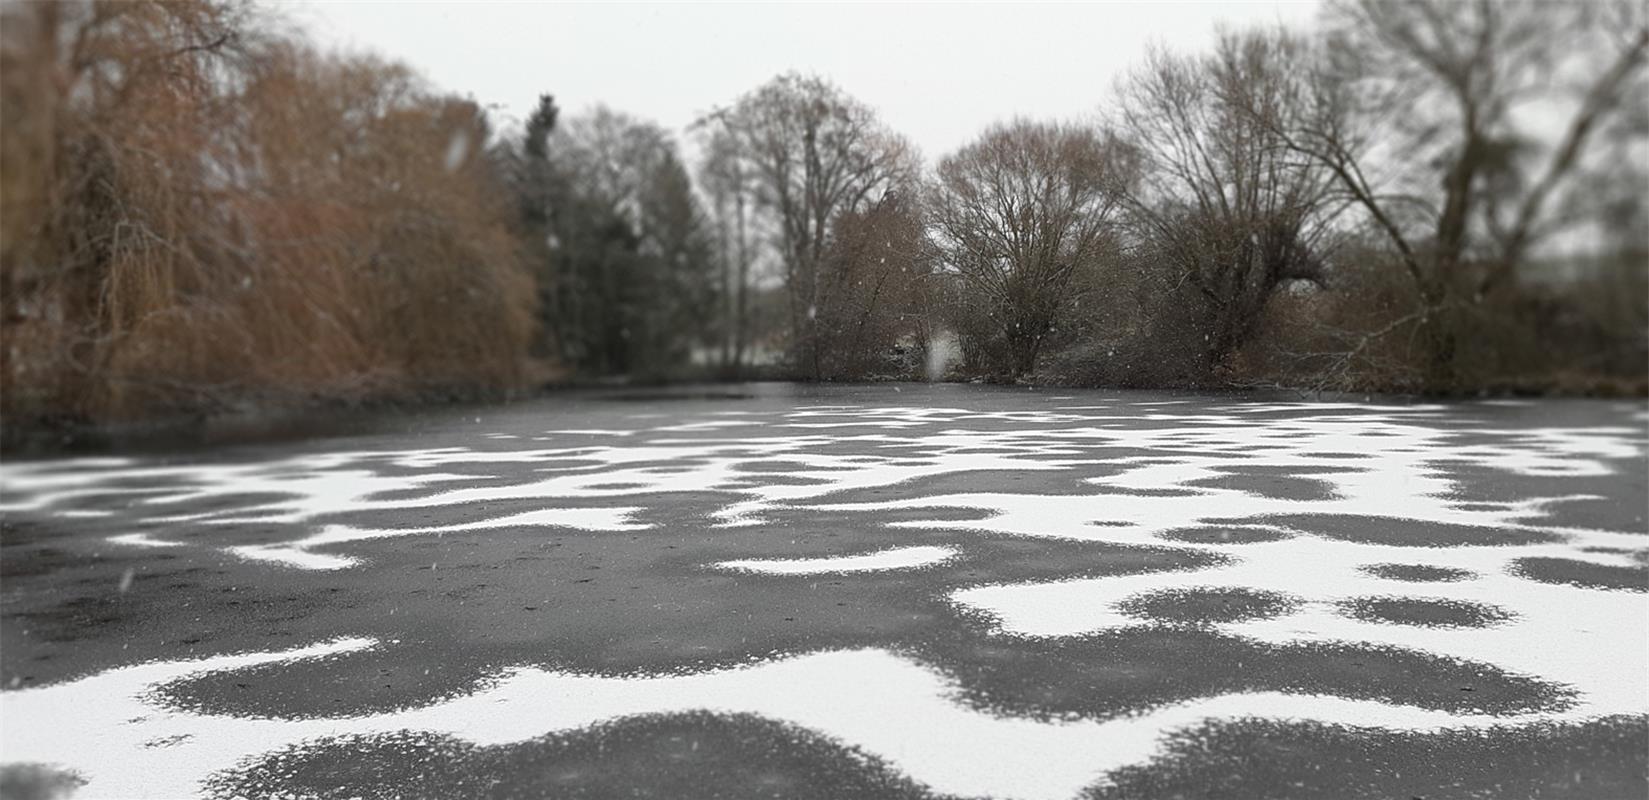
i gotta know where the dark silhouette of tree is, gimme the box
[927,121,1132,378]
[1236,0,1648,388]
[537,107,714,376]
[1115,30,1336,377]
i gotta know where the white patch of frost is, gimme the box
[714,545,957,574]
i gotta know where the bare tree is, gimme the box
[1237,0,1648,387]
[697,73,917,380]
[1115,29,1338,375]
[927,121,1132,378]
[696,126,759,374]
[813,191,933,379]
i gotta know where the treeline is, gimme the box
[3,1,1645,429]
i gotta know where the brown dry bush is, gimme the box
[812,194,933,380]
[0,0,536,427]
[1235,245,1649,396]
[1230,243,1431,392]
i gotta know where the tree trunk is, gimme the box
[732,192,749,373]
[1418,310,1459,392]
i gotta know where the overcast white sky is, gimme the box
[285,1,1320,157]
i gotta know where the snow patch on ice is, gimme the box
[714,545,958,574]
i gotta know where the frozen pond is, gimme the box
[2,384,1645,798]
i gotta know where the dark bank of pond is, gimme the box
[1,378,1544,460]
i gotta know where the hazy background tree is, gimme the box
[532,107,715,377]
[494,93,562,362]
[699,73,918,380]
[927,121,1132,378]
[695,124,763,375]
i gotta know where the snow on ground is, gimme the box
[2,392,1645,798]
